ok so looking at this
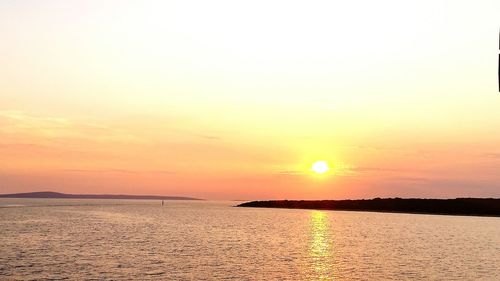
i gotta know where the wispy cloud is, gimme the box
[390,176,430,182]
[198,135,221,140]
[63,169,175,174]
[0,110,144,144]
[481,152,500,159]
[351,166,403,173]
[275,170,304,175]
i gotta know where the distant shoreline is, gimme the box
[237,198,500,217]
[0,191,202,201]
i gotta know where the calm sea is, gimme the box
[1,199,499,280]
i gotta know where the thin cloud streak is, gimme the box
[63,169,175,175]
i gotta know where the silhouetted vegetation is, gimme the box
[237,198,500,217]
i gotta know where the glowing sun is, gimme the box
[311,161,330,174]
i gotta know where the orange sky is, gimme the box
[1,0,500,199]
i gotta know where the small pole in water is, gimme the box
[161,200,164,206]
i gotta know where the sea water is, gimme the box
[1,199,499,280]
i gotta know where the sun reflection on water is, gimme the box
[307,211,334,280]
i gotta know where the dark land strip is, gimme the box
[237,198,500,217]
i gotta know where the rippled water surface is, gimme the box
[1,199,499,280]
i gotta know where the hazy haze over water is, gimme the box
[1,199,499,280]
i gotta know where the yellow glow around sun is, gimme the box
[312,161,329,174]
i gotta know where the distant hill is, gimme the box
[0,191,202,201]
[237,198,500,217]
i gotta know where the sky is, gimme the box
[1,0,500,199]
